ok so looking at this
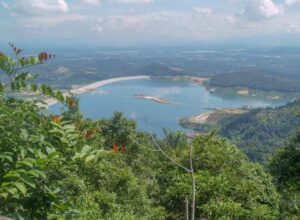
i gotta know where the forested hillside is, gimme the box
[0,46,299,219]
[139,63,188,76]
[209,71,300,93]
[181,100,300,163]
[219,100,300,162]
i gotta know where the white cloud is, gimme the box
[82,0,100,5]
[226,15,236,24]
[193,7,213,17]
[112,0,153,4]
[1,1,11,10]
[21,14,88,28]
[88,11,243,41]
[82,0,153,5]
[16,0,69,14]
[4,0,300,45]
[91,24,103,32]
[287,21,300,32]
[285,0,300,6]
[243,0,282,20]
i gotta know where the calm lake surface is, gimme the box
[52,79,289,136]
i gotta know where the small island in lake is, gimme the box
[134,94,176,105]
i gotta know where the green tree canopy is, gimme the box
[160,136,280,219]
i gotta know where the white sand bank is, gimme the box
[45,75,150,107]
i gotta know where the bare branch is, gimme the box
[189,143,196,220]
[145,117,191,173]
[128,135,160,152]
[185,197,189,220]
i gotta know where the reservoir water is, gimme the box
[52,79,289,136]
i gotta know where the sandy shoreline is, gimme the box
[187,108,248,124]
[44,75,150,107]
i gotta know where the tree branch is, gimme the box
[145,117,191,173]
[128,135,160,152]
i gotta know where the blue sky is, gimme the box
[1,0,300,47]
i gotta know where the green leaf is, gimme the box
[46,86,53,96]
[41,84,47,93]
[30,84,37,92]
[20,128,29,138]
[14,182,27,196]
[55,91,64,102]
[85,154,96,163]
[10,82,16,90]
[21,177,36,189]
[6,187,18,196]
[20,57,26,66]
[27,170,40,178]
[52,188,61,194]
[17,160,34,168]
[2,155,13,162]
[33,170,46,179]
[82,145,92,154]
[4,172,20,179]
[20,148,27,158]
[36,149,46,159]
[46,146,56,154]
[29,56,36,65]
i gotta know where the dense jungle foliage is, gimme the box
[180,100,300,163]
[0,45,299,219]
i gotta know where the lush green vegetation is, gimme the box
[269,126,300,219]
[209,71,300,93]
[0,45,299,219]
[219,101,300,162]
[181,100,300,163]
